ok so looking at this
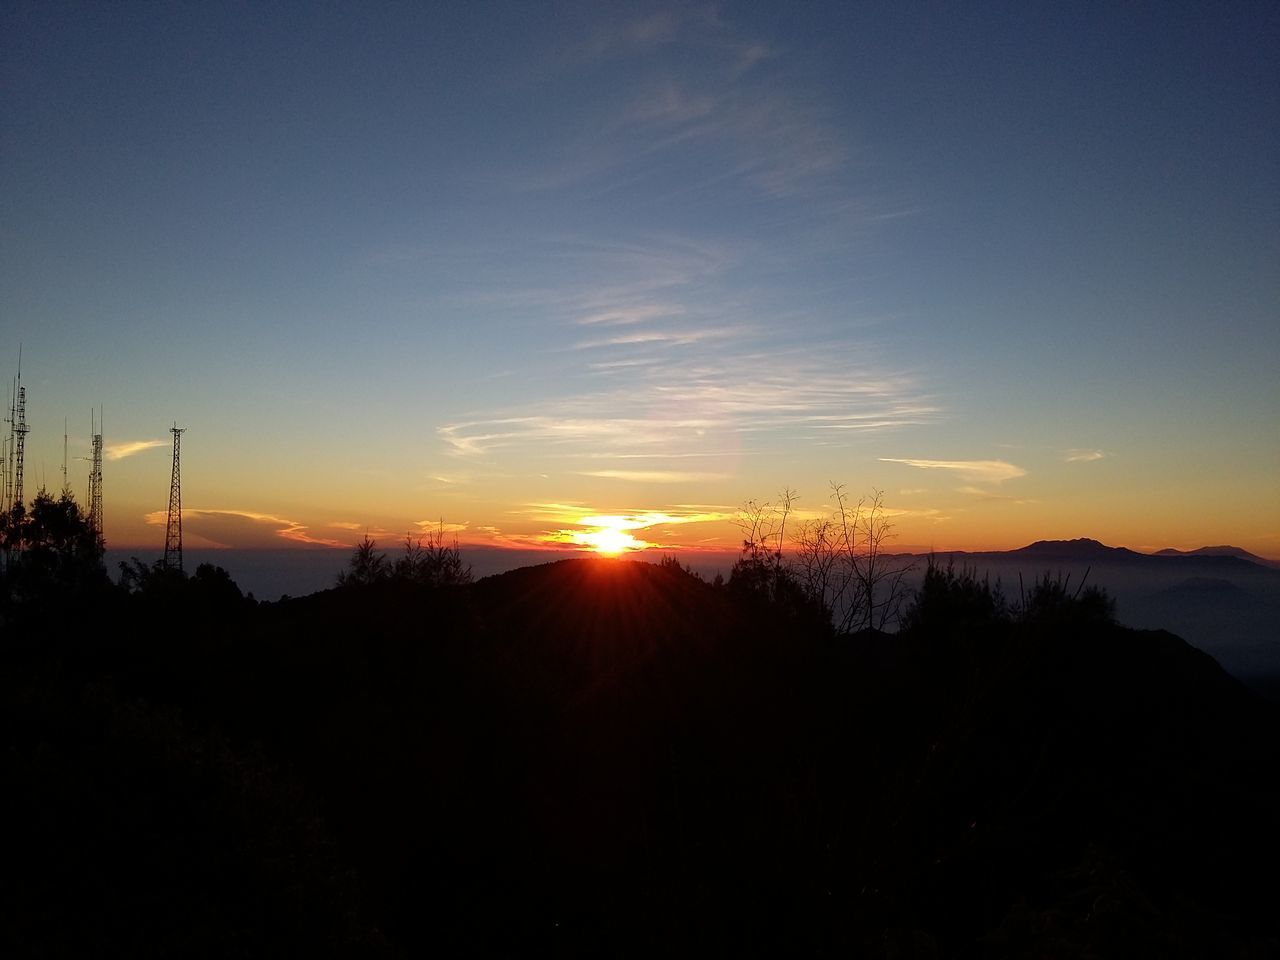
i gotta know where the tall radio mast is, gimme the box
[10,349,28,515]
[87,408,103,549]
[162,423,185,572]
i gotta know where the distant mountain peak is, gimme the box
[1151,545,1280,569]
[1015,538,1134,557]
[1156,545,1255,559]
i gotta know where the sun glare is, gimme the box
[571,514,652,555]
[583,527,640,555]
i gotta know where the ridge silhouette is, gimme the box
[2,535,1278,956]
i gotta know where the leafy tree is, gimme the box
[0,499,26,556]
[189,562,246,608]
[2,488,107,607]
[659,553,702,580]
[118,557,186,597]
[116,558,249,621]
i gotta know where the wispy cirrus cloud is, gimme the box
[573,4,774,74]
[956,486,1041,504]
[106,439,167,461]
[581,469,730,483]
[880,459,1027,484]
[572,326,740,350]
[515,6,843,200]
[1064,449,1106,462]
[576,303,685,326]
[440,346,938,466]
[879,506,952,522]
[447,233,734,339]
[575,8,693,60]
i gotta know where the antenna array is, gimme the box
[87,409,103,548]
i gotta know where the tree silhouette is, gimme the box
[336,535,390,587]
[392,523,472,587]
[735,484,915,633]
[338,525,472,590]
[793,485,913,633]
[2,487,107,608]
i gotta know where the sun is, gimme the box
[583,527,639,555]
[574,515,650,556]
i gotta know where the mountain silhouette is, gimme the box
[3,556,1278,956]
[1154,545,1280,568]
[931,538,1278,575]
[1011,536,1144,560]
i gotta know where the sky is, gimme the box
[2,1,1277,566]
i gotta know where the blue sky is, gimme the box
[2,2,1277,559]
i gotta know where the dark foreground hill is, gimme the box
[3,558,1278,956]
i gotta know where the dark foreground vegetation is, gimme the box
[2,497,1279,956]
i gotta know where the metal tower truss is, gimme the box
[12,382,27,514]
[88,410,103,548]
[162,424,185,572]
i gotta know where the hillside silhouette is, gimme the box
[1154,545,1280,568]
[3,543,1279,955]
[903,539,1280,685]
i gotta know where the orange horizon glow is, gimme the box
[97,526,1280,565]
[99,493,1280,564]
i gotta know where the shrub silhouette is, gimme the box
[1017,570,1116,627]
[901,561,1116,637]
[900,557,1007,634]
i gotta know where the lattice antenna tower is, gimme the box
[1,381,10,514]
[162,423,185,572]
[87,408,103,548]
[10,348,28,514]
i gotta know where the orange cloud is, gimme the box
[106,439,168,461]
[144,508,344,547]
